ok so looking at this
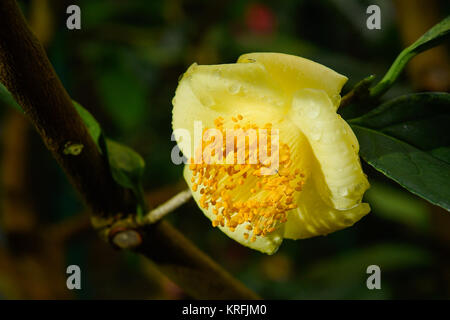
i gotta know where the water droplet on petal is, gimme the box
[201,95,215,108]
[310,126,322,141]
[332,94,341,106]
[326,132,336,143]
[228,83,241,95]
[305,103,320,119]
[213,69,222,78]
[338,187,349,196]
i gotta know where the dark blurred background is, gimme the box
[0,0,449,299]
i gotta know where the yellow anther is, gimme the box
[189,115,305,241]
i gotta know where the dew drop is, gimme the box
[305,103,320,119]
[325,132,336,143]
[338,187,349,196]
[311,132,321,141]
[276,100,284,107]
[201,95,215,107]
[213,69,222,78]
[63,142,84,156]
[331,94,341,106]
[310,126,322,141]
[228,83,241,95]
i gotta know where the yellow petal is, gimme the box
[284,170,370,239]
[237,52,347,106]
[183,165,284,254]
[185,62,284,112]
[290,88,370,210]
[172,62,285,157]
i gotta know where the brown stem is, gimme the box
[0,0,135,217]
[0,0,259,299]
[44,212,92,243]
[137,221,259,299]
[0,0,70,299]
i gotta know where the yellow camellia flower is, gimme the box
[172,52,370,254]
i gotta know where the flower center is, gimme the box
[189,115,305,242]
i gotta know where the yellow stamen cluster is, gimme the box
[189,115,305,242]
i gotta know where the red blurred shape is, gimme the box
[245,3,276,35]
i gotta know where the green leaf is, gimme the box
[351,92,449,128]
[74,99,148,213]
[352,125,450,211]
[370,16,450,97]
[349,91,450,211]
[0,82,22,112]
[73,103,148,214]
[105,138,147,214]
[350,92,450,163]
[72,101,103,152]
